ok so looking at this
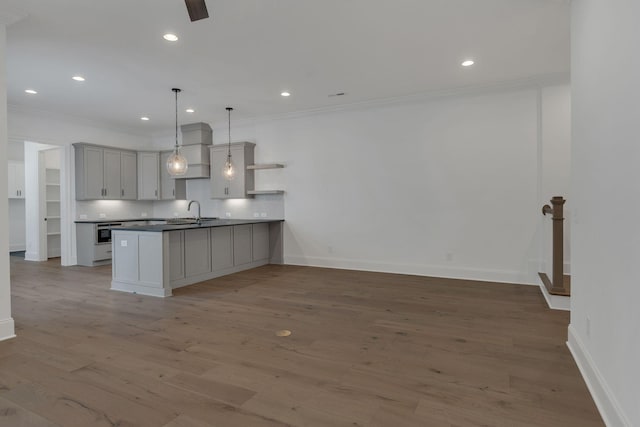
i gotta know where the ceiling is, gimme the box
[4,0,570,135]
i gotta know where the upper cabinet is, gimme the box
[210,142,255,199]
[7,161,25,199]
[159,151,187,200]
[137,152,160,200]
[74,143,137,200]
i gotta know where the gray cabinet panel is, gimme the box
[84,146,104,199]
[168,231,185,281]
[113,233,138,282]
[138,152,159,200]
[184,228,211,277]
[139,234,162,284]
[211,226,233,271]
[121,151,138,200]
[252,223,269,261]
[233,224,252,266]
[103,149,121,199]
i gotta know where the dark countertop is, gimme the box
[75,218,171,224]
[110,219,283,232]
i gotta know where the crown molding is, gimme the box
[211,72,570,129]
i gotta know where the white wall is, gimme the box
[0,22,15,341]
[170,85,571,286]
[568,1,639,426]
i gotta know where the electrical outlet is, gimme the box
[173,212,179,217]
[253,212,260,218]
[260,212,267,217]
[141,212,148,217]
[225,212,231,218]
[120,240,128,247]
[99,213,106,218]
[79,214,88,220]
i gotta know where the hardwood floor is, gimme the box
[0,258,603,426]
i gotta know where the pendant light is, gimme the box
[166,88,188,176]
[222,107,236,180]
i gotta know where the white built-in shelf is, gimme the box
[47,216,61,220]
[47,199,61,203]
[47,232,60,236]
[46,183,60,186]
[247,164,285,170]
[247,190,285,195]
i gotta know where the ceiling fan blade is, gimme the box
[185,0,209,22]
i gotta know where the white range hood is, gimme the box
[177,122,212,179]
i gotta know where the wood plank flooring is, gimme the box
[0,258,603,426]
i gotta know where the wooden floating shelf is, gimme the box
[247,164,284,170]
[247,190,285,195]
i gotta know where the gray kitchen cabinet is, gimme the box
[103,149,121,199]
[137,152,160,200]
[80,145,105,199]
[184,228,211,278]
[233,224,252,266]
[160,151,187,200]
[168,231,185,281]
[121,152,138,200]
[7,161,25,199]
[210,142,255,199]
[211,226,233,271]
[252,223,269,261]
[74,143,138,200]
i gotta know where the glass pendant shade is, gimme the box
[223,156,236,180]
[223,107,235,181]
[167,87,188,176]
[167,149,188,176]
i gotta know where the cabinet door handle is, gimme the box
[172,188,175,196]
[155,189,158,197]
[121,189,124,197]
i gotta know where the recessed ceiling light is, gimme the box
[72,76,85,82]
[25,89,37,94]
[163,33,178,42]
[461,60,475,67]
[140,117,150,121]
[185,108,195,113]
[281,92,291,97]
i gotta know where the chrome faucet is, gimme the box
[188,200,201,222]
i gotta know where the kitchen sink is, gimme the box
[165,217,218,225]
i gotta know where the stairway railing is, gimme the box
[539,196,570,296]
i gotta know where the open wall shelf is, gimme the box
[247,164,284,170]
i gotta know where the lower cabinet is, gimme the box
[184,228,211,278]
[233,224,253,266]
[168,231,185,281]
[212,226,233,270]
[252,223,269,261]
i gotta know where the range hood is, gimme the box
[176,122,212,179]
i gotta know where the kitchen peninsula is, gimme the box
[110,219,283,297]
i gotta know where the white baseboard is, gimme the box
[24,251,45,262]
[567,325,631,427]
[9,244,25,252]
[538,276,570,311]
[284,255,538,286]
[0,318,16,341]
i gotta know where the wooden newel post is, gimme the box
[542,196,569,296]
